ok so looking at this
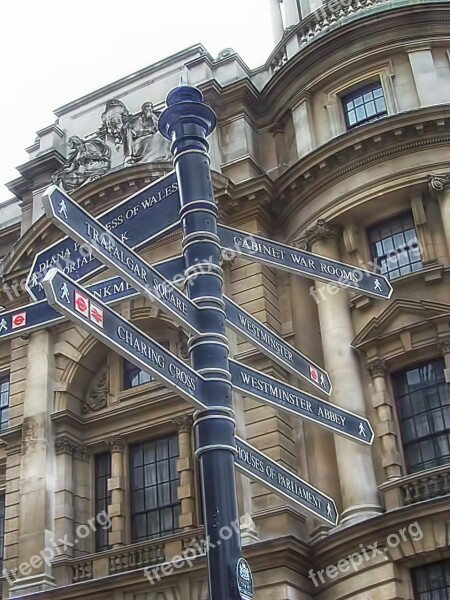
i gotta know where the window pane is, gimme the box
[130,435,180,541]
[412,560,450,599]
[393,358,450,473]
[94,453,111,552]
[368,212,423,281]
[343,82,387,129]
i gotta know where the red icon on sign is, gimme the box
[89,304,104,328]
[309,366,319,383]
[12,312,26,329]
[74,291,89,317]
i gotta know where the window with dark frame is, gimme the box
[342,81,387,129]
[412,559,450,599]
[122,342,170,390]
[0,373,10,430]
[130,435,180,542]
[0,494,4,572]
[367,213,422,280]
[392,358,450,474]
[123,359,154,389]
[94,452,112,552]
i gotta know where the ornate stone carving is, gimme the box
[428,172,450,192]
[55,436,76,455]
[177,328,190,360]
[83,366,108,413]
[106,436,125,453]
[123,102,171,165]
[52,135,111,192]
[437,338,450,356]
[98,98,171,165]
[99,99,130,149]
[173,414,194,433]
[366,360,386,379]
[295,219,342,251]
[73,443,91,462]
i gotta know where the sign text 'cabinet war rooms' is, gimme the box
[8,86,391,600]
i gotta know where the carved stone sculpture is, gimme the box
[123,102,171,164]
[83,366,108,413]
[99,99,130,149]
[52,135,111,192]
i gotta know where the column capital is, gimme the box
[437,337,450,356]
[106,436,125,453]
[73,442,91,462]
[54,436,76,455]
[294,219,342,251]
[173,414,194,433]
[428,172,450,193]
[366,360,386,379]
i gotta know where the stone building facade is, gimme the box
[0,0,449,598]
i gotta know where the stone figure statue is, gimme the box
[52,135,111,192]
[83,366,108,413]
[123,102,171,164]
[99,99,130,149]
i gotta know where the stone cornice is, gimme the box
[276,107,450,226]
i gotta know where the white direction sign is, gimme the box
[235,438,338,525]
[229,359,374,445]
[218,225,392,300]
[43,269,205,407]
[42,185,202,336]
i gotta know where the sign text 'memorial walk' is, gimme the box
[26,171,180,301]
[41,185,201,335]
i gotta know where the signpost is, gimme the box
[229,359,374,444]
[32,84,388,600]
[0,256,183,342]
[26,171,181,301]
[225,296,331,395]
[218,224,393,300]
[44,268,340,531]
[41,186,202,336]
[43,269,205,407]
[235,438,338,526]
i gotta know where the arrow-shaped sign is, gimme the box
[218,225,392,300]
[42,185,202,335]
[43,268,338,526]
[43,269,204,407]
[235,438,338,526]
[26,171,181,301]
[229,359,374,445]
[224,296,331,395]
[0,257,184,342]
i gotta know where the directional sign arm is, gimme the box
[41,185,201,335]
[229,359,374,445]
[218,225,392,300]
[235,437,338,526]
[224,296,331,395]
[43,269,205,408]
[26,171,181,301]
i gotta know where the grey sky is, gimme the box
[0,0,274,202]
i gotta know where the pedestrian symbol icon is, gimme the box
[373,279,382,292]
[58,198,68,219]
[359,422,367,437]
[60,283,70,304]
[0,319,8,332]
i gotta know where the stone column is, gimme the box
[268,0,284,44]
[72,444,91,555]
[407,47,442,106]
[107,437,126,548]
[288,267,342,533]
[429,174,450,258]
[366,361,402,481]
[54,437,75,558]
[174,415,196,530]
[292,94,316,159]
[10,330,56,597]
[438,339,450,383]
[305,221,382,526]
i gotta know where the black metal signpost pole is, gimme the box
[159,87,249,600]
